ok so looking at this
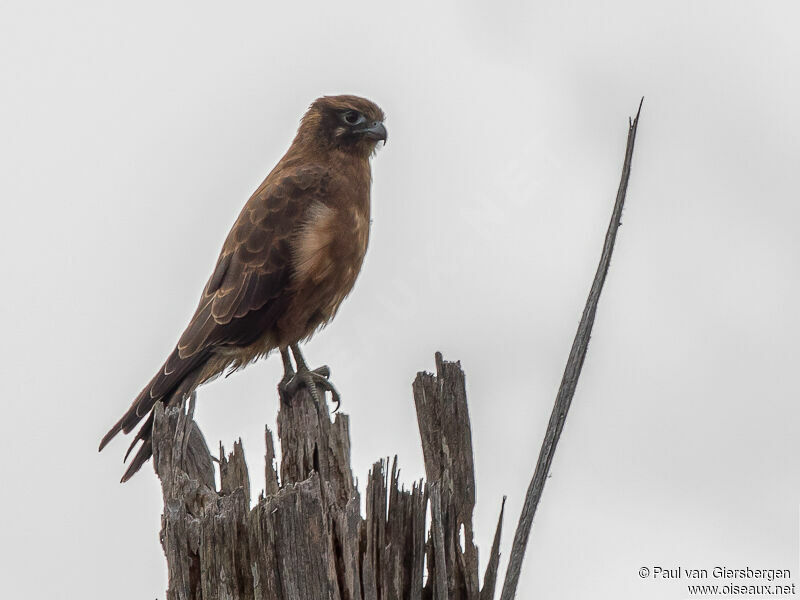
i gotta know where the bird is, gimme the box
[99,95,387,482]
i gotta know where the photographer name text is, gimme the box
[641,566,791,581]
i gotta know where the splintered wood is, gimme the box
[152,353,504,600]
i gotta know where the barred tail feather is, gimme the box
[99,347,210,482]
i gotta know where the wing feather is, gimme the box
[99,165,332,459]
[175,164,331,355]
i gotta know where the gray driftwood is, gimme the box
[152,353,504,600]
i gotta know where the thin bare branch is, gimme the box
[500,98,644,600]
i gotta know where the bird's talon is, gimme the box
[281,366,341,410]
[311,365,331,378]
[278,378,294,403]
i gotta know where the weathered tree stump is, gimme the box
[152,353,504,600]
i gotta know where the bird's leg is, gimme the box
[277,347,295,403]
[284,343,341,411]
[291,344,335,380]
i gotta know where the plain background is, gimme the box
[2,1,799,598]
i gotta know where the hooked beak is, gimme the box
[358,121,388,143]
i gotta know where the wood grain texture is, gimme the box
[152,354,504,600]
[413,353,480,600]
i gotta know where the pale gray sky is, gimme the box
[2,1,799,598]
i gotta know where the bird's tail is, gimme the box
[99,347,209,482]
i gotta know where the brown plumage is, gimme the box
[100,95,387,482]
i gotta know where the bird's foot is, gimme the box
[279,345,342,411]
[281,365,341,411]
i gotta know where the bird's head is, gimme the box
[295,95,387,158]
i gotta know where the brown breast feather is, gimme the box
[278,190,370,344]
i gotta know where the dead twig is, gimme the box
[500,98,644,600]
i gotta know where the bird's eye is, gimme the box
[342,110,364,125]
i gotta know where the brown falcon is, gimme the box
[100,95,387,482]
